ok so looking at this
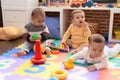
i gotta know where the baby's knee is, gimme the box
[44,47,50,51]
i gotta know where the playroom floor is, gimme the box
[0,37,120,80]
[0,37,25,55]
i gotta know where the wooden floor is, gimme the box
[0,37,25,55]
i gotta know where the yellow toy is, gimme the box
[63,58,74,70]
[117,3,120,8]
[51,69,68,80]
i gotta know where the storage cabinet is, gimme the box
[41,7,120,42]
[1,0,37,29]
[4,10,28,23]
[108,8,120,42]
[2,0,37,9]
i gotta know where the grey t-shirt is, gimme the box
[25,22,49,35]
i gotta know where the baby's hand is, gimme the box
[82,22,89,31]
[30,35,42,42]
[30,36,35,42]
[87,65,97,71]
[38,35,42,40]
[71,49,78,54]
[62,59,68,64]
[61,40,65,44]
[61,41,67,47]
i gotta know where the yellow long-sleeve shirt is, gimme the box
[62,23,91,48]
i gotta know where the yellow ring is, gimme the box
[51,69,68,80]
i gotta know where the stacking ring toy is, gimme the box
[32,34,39,40]
[33,44,44,52]
[51,69,68,80]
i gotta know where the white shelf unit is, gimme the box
[1,0,37,29]
[40,7,112,38]
[108,8,120,42]
[41,7,120,41]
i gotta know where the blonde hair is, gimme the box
[88,34,105,44]
[71,9,85,19]
[31,8,46,19]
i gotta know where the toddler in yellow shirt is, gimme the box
[61,9,91,54]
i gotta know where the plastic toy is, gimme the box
[82,0,94,7]
[33,44,44,52]
[63,58,74,70]
[74,60,92,66]
[51,50,59,54]
[70,0,94,7]
[49,77,58,80]
[103,33,108,41]
[106,3,113,8]
[51,69,68,80]
[32,34,39,40]
[65,53,92,66]
[117,3,120,8]
[70,0,86,7]
[46,39,69,52]
[45,0,68,7]
[31,40,46,64]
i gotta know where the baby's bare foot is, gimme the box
[17,50,27,57]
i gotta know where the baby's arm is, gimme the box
[61,25,72,44]
[82,22,91,38]
[88,56,108,71]
[82,22,90,31]
[70,52,82,61]
[72,43,88,54]
[42,24,50,42]
[69,47,87,61]
[87,65,96,71]
[40,32,49,42]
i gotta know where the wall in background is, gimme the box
[64,9,120,34]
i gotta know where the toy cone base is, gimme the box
[31,56,46,64]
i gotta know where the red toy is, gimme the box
[31,40,46,64]
[70,0,86,7]
[51,49,59,54]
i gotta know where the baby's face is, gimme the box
[72,12,85,27]
[32,15,45,26]
[89,42,105,59]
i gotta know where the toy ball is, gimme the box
[32,34,39,40]
[33,44,44,52]
[49,77,58,80]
